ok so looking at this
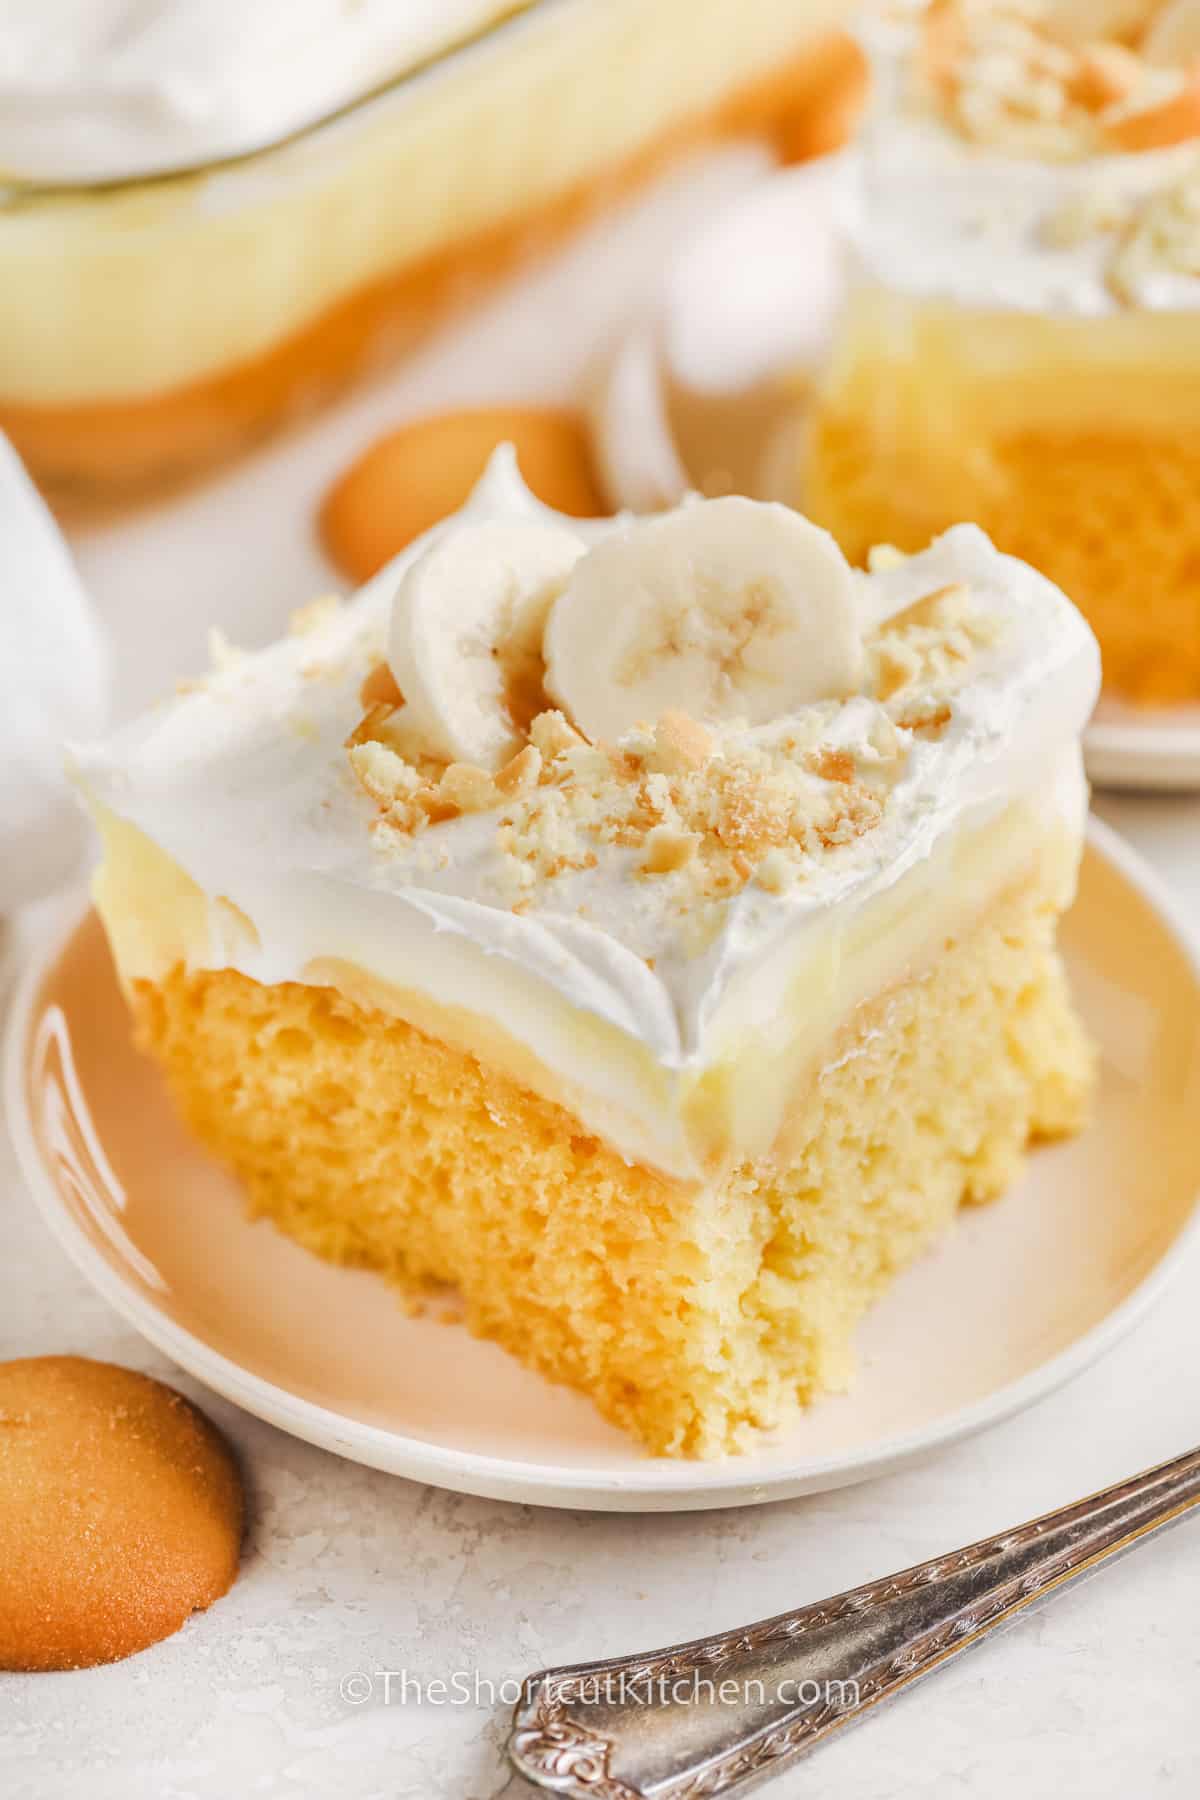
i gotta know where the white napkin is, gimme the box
[0,437,110,911]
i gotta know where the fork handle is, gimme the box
[508,1446,1200,1799]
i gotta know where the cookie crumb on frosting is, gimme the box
[344,573,1002,925]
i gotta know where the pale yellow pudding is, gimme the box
[76,456,1099,1456]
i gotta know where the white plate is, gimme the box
[590,162,1200,793]
[6,820,1200,1511]
[1084,698,1200,792]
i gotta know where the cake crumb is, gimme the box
[887,582,971,633]
[807,748,856,784]
[871,640,922,702]
[756,848,794,894]
[494,745,543,798]
[348,740,423,810]
[649,711,715,774]
[345,702,401,749]
[439,763,500,813]
[530,710,585,757]
[359,661,404,709]
[642,826,701,875]
[1108,158,1200,302]
[867,581,1000,709]
[918,0,1200,162]
[897,702,954,737]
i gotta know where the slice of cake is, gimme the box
[74,451,1100,1458]
[806,0,1200,702]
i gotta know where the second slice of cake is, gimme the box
[807,0,1200,702]
[75,452,1100,1457]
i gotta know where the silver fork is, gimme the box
[502,1445,1200,1799]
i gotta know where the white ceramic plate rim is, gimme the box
[6,816,1200,1510]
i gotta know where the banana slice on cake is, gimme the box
[387,519,586,769]
[543,496,860,744]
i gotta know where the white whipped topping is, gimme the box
[0,0,525,184]
[852,109,1200,314]
[74,453,1099,1177]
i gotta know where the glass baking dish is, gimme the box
[0,0,850,510]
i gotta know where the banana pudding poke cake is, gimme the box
[75,452,1100,1458]
[808,0,1200,702]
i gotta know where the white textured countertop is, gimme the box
[3,153,1199,1800]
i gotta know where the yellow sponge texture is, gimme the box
[810,408,1200,703]
[132,873,1092,1457]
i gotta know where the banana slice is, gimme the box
[387,519,586,769]
[543,496,859,744]
[1143,0,1200,64]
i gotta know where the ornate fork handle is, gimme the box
[507,1446,1200,1799]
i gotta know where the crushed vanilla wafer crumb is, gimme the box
[342,575,1003,926]
[439,763,502,813]
[918,1,1200,161]
[1107,155,1200,300]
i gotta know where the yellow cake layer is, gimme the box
[129,855,1093,1458]
[805,293,1200,702]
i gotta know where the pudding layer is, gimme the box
[91,782,1086,1183]
[0,1,848,503]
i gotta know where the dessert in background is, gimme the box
[0,1357,243,1671]
[773,29,872,163]
[806,0,1200,703]
[0,0,855,508]
[75,451,1099,1458]
[0,435,108,914]
[322,407,605,580]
